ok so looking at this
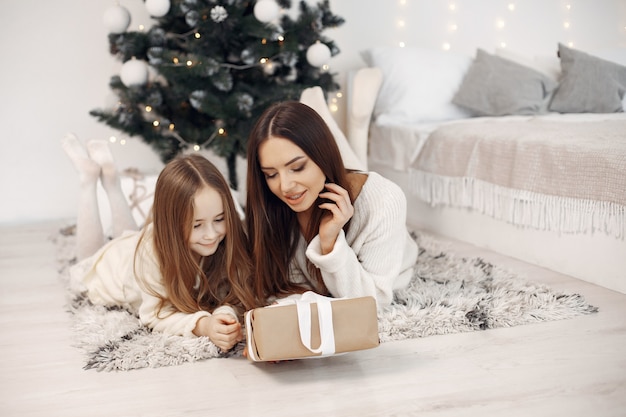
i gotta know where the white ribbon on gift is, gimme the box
[295,291,337,356]
[245,291,340,360]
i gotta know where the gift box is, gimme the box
[244,292,380,362]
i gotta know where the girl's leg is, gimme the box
[61,133,105,260]
[86,140,138,238]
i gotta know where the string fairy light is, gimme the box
[397,0,408,47]
[496,16,506,48]
[329,94,339,113]
[442,1,457,51]
[496,1,516,50]
[107,135,127,146]
[564,3,574,47]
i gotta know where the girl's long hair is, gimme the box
[245,101,353,302]
[136,154,258,318]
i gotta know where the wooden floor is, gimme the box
[1,220,625,417]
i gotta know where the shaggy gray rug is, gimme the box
[54,227,597,372]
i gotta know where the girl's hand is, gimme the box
[317,182,354,254]
[194,314,243,351]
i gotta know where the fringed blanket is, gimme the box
[409,119,626,239]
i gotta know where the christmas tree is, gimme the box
[91,0,344,189]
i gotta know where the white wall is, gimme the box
[0,0,162,225]
[1,0,624,225]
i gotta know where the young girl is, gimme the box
[62,135,257,351]
[245,101,418,307]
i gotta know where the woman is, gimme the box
[245,101,418,307]
[63,135,258,351]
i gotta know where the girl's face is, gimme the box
[188,185,226,258]
[258,136,326,213]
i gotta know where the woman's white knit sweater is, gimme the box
[290,171,418,307]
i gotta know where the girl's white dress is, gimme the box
[69,224,237,337]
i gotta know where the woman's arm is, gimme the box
[305,179,417,307]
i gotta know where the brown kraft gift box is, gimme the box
[245,292,380,362]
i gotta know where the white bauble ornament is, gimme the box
[104,92,121,111]
[306,42,331,67]
[145,0,170,17]
[253,0,280,23]
[120,59,149,87]
[103,5,131,34]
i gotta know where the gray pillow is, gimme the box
[452,49,558,117]
[549,43,626,113]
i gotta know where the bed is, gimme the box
[346,43,626,294]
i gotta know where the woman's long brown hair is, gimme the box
[136,154,258,318]
[245,101,353,302]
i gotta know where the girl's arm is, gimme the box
[192,308,243,351]
[137,270,242,350]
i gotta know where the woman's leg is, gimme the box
[86,140,138,238]
[61,133,105,260]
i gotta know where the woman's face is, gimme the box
[188,185,226,258]
[258,136,326,213]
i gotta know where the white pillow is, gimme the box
[361,46,472,124]
[495,47,561,81]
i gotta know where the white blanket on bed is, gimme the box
[409,118,626,239]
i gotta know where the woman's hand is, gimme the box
[194,314,243,351]
[317,182,354,254]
